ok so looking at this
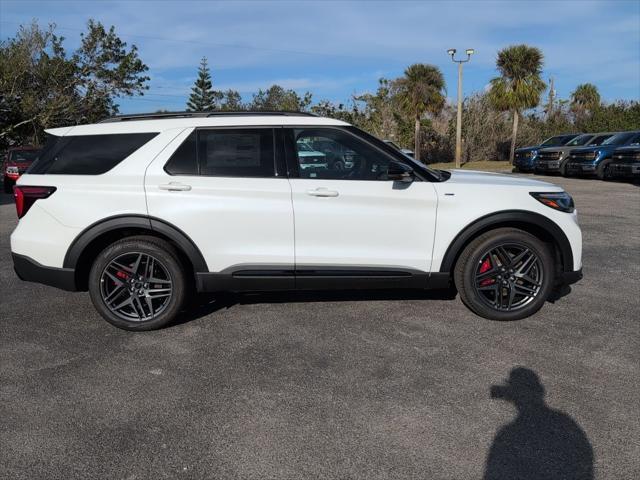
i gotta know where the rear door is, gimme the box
[285,127,438,288]
[145,127,294,281]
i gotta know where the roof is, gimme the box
[45,111,350,136]
[99,111,317,122]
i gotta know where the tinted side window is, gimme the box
[199,129,274,177]
[293,128,393,180]
[30,133,157,175]
[589,135,611,146]
[165,131,198,175]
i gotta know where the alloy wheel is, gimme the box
[474,243,543,312]
[100,252,173,321]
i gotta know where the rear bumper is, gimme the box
[12,253,77,291]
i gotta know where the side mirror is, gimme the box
[387,161,414,183]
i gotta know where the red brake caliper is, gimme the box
[479,257,494,286]
[115,270,129,285]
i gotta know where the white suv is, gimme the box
[10,112,582,330]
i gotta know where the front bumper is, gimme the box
[514,157,537,171]
[12,253,77,291]
[535,160,562,172]
[565,162,597,175]
[609,163,640,177]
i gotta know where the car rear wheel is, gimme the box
[88,236,187,331]
[454,228,555,321]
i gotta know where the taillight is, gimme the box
[13,186,56,219]
[6,166,20,180]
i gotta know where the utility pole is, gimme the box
[447,48,474,168]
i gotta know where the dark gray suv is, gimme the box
[535,133,615,175]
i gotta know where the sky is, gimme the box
[1,0,639,113]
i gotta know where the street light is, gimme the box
[448,48,474,168]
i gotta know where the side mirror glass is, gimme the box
[387,161,414,183]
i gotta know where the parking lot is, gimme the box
[1,174,638,479]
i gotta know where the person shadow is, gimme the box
[484,367,594,480]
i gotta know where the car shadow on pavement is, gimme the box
[173,288,459,327]
[484,367,594,480]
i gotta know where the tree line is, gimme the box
[2,20,638,163]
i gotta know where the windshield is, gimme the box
[541,135,575,147]
[9,149,40,162]
[602,132,636,145]
[297,142,313,152]
[566,134,592,146]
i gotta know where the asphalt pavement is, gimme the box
[1,174,638,479]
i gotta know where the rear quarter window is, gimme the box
[29,133,158,175]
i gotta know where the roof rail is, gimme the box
[99,110,316,123]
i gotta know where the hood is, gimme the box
[571,145,614,154]
[614,145,640,153]
[539,145,583,154]
[444,169,562,189]
[515,146,540,153]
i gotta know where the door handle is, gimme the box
[158,182,192,191]
[307,188,339,197]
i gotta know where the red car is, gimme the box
[3,146,41,193]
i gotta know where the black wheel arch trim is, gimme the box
[63,214,208,272]
[439,210,574,274]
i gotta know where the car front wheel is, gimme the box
[454,228,555,321]
[88,236,187,331]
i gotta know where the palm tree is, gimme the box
[570,83,601,122]
[395,64,446,162]
[488,45,546,165]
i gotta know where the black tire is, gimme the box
[597,161,611,181]
[3,179,13,194]
[454,228,555,321]
[559,161,567,176]
[88,236,188,331]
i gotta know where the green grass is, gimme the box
[427,160,512,172]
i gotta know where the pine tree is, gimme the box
[186,57,217,111]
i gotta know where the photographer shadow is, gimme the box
[485,367,593,480]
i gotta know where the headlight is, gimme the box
[530,192,575,213]
[528,150,538,158]
[6,166,19,175]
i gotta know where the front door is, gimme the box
[285,127,438,288]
